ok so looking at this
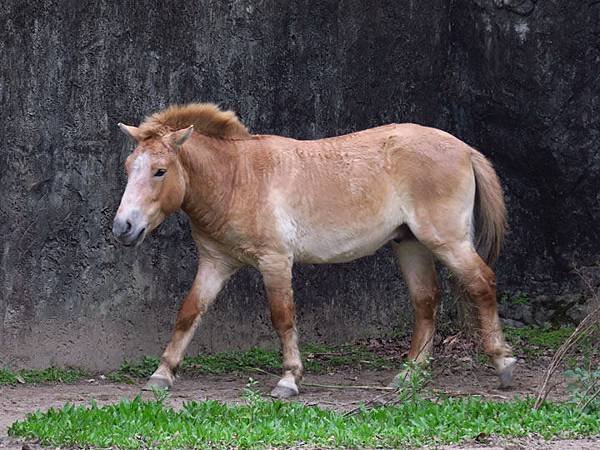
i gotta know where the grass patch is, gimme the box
[107,344,390,383]
[0,367,88,386]
[6,328,577,386]
[505,326,575,356]
[0,343,390,386]
[2,328,579,386]
[303,342,390,372]
[9,396,599,449]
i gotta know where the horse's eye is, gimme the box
[154,169,167,177]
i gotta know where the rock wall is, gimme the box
[449,0,600,325]
[1,1,598,370]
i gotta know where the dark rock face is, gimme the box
[449,0,600,326]
[0,1,598,369]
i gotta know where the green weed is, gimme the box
[107,344,390,382]
[105,357,160,383]
[1,343,389,386]
[8,396,599,449]
[0,367,88,385]
[391,359,432,401]
[505,326,574,356]
[565,366,600,412]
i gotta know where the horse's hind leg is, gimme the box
[392,240,441,365]
[259,254,303,398]
[425,238,515,387]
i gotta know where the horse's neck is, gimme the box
[179,136,243,231]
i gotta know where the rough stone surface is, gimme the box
[1,1,598,370]
[450,0,600,328]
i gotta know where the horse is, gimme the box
[113,103,516,398]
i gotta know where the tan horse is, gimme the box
[113,103,515,398]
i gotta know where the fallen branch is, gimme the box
[580,386,600,412]
[576,378,598,410]
[249,367,279,378]
[303,382,394,391]
[343,390,398,416]
[429,389,509,400]
[534,305,599,409]
[250,367,395,392]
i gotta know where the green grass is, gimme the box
[107,344,390,383]
[9,396,599,449]
[0,344,389,386]
[1,327,578,385]
[0,367,88,385]
[505,326,575,356]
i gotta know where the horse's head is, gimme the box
[112,123,194,246]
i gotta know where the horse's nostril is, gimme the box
[125,220,132,233]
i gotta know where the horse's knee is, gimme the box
[411,287,440,320]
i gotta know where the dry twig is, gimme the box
[303,382,394,391]
[534,268,600,409]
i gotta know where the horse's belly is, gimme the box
[284,210,403,263]
[271,184,406,264]
[294,229,397,263]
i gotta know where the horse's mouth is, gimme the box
[122,227,146,247]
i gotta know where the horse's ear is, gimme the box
[170,125,194,147]
[118,123,142,142]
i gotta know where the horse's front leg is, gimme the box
[260,254,303,398]
[145,257,237,390]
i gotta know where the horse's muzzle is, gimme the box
[112,218,146,247]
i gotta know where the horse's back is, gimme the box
[243,124,477,263]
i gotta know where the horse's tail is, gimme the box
[470,149,507,266]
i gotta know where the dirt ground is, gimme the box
[1,352,598,449]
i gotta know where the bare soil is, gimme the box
[0,337,600,450]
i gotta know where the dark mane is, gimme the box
[138,103,251,140]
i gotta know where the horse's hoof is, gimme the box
[270,379,299,399]
[143,375,173,391]
[497,357,517,389]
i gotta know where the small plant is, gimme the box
[150,385,170,404]
[534,279,599,410]
[392,359,432,401]
[563,321,599,412]
[106,356,160,383]
[565,366,600,412]
[242,377,262,405]
[242,377,265,427]
[512,293,530,305]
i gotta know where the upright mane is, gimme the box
[138,103,251,140]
